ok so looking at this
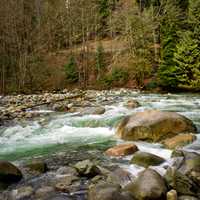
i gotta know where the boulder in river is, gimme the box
[162,133,197,149]
[130,151,165,168]
[124,168,167,200]
[116,110,197,142]
[105,143,138,157]
[0,161,22,189]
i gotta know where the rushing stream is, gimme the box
[0,90,200,169]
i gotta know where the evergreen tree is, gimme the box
[158,0,188,89]
[64,56,79,83]
[96,43,106,80]
[172,0,200,90]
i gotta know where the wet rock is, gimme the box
[105,143,138,157]
[124,99,140,109]
[88,182,133,200]
[162,134,197,149]
[25,160,48,174]
[107,168,134,186]
[116,110,197,142]
[74,160,100,177]
[11,186,33,200]
[164,167,200,197]
[167,190,178,200]
[124,168,167,200]
[0,161,22,189]
[178,196,199,200]
[130,151,165,168]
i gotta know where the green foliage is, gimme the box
[174,31,200,89]
[158,0,187,89]
[100,67,129,87]
[64,57,79,84]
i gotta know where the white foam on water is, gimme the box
[0,123,114,154]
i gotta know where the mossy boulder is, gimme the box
[124,169,167,200]
[130,151,165,168]
[116,110,197,142]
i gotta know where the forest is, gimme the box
[0,0,199,94]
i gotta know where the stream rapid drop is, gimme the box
[0,91,200,166]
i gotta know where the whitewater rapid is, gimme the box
[0,91,199,166]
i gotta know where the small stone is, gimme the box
[74,160,100,177]
[105,143,138,157]
[167,190,178,200]
[11,186,33,200]
[35,186,54,198]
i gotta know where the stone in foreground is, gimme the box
[124,168,167,200]
[105,143,138,157]
[116,110,197,142]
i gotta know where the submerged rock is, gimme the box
[130,151,165,168]
[0,161,22,189]
[116,110,197,142]
[105,143,138,157]
[124,168,167,200]
[162,134,197,149]
[123,99,140,109]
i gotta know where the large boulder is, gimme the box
[105,143,138,157]
[124,168,167,200]
[130,151,165,168]
[0,161,23,189]
[116,110,197,142]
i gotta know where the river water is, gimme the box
[0,90,200,170]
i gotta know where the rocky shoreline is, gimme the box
[0,89,200,200]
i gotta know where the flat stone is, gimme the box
[105,143,138,157]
